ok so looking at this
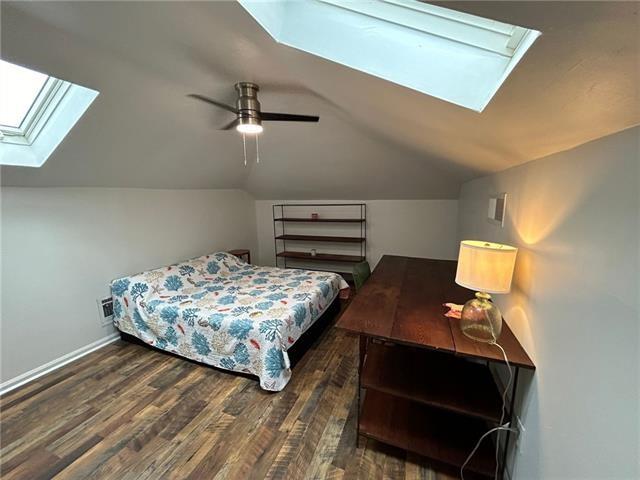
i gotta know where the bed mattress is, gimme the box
[111,252,347,391]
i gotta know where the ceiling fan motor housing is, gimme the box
[235,82,262,128]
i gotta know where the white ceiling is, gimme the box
[1,1,638,199]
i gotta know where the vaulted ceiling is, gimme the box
[1,1,638,199]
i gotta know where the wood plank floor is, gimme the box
[0,324,456,479]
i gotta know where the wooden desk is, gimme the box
[336,255,535,479]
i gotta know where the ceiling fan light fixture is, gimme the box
[236,114,263,134]
[236,122,263,134]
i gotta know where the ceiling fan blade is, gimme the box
[187,94,238,114]
[220,118,239,130]
[261,112,319,122]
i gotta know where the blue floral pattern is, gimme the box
[111,252,347,391]
[164,275,183,292]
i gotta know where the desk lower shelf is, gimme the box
[362,342,503,423]
[360,390,496,478]
[359,341,504,478]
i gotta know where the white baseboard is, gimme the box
[0,333,120,396]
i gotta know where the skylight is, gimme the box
[238,0,541,111]
[0,60,48,128]
[0,59,98,167]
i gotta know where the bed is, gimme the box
[111,252,348,391]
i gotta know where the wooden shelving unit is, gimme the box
[273,204,366,281]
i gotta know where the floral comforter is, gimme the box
[111,252,347,391]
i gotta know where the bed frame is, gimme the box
[118,296,342,383]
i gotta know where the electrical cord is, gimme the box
[460,330,516,480]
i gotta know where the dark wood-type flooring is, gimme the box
[0,324,456,479]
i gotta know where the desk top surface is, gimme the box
[336,255,535,369]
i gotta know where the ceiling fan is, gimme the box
[188,82,319,134]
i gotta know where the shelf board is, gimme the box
[362,342,503,423]
[284,265,355,282]
[274,217,365,223]
[276,234,364,243]
[277,251,364,263]
[360,390,496,478]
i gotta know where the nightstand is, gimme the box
[228,249,251,264]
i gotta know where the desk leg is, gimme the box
[501,366,520,479]
[359,335,368,368]
[356,335,368,448]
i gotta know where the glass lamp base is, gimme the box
[460,292,502,343]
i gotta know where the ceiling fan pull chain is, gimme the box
[242,133,247,167]
[256,135,260,164]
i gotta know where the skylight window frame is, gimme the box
[0,76,71,146]
[317,0,529,57]
[239,0,541,112]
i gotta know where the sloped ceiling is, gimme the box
[1,1,638,199]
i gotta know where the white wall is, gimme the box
[255,200,459,270]
[0,187,257,383]
[457,127,639,479]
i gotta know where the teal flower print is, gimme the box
[132,308,148,332]
[164,275,183,292]
[319,282,330,298]
[168,295,189,303]
[113,298,123,318]
[229,318,253,340]
[220,357,236,370]
[218,295,236,305]
[160,306,179,324]
[146,299,163,313]
[267,293,287,301]
[259,319,282,342]
[165,326,179,346]
[232,306,251,315]
[292,303,307,328]
[111,279,130,297]
[192,331,211,356]
[208,313,225,330]
[182,308,200,326]
[179,265,195,276]
[234,343,250,365]
[206,261,220,274]
[265,347,285,378]
[130,282,149,301]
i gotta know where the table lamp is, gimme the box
[455,240,518,342]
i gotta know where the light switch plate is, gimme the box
[488,193,507,227]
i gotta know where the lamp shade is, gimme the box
[455,240,517,294]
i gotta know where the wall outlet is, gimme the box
[97,297,114,327]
